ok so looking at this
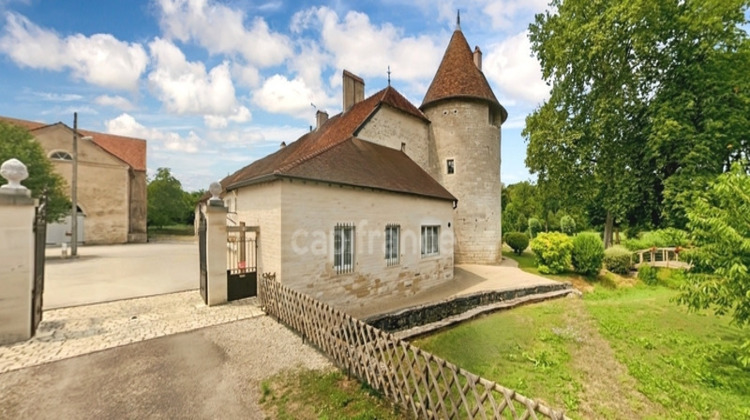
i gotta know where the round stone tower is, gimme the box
[421,23,507,264]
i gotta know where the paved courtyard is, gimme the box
[0,291,263,374]
[44,241,198,309]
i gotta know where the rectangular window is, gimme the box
[446,159,455,174]
[385,224,400,266]
[421,225,440,257]
[334,224,355,274]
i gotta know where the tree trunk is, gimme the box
[603,211,614,249]
[615,228,621,244]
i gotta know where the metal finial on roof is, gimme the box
[387,66,391,86]
[456,10,461,30]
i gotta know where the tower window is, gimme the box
[446,159,455,174]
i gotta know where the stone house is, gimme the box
[216,24,506,309]
[0,116,147,244]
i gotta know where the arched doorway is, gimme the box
[46,205,85,245]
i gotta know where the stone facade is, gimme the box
[35,124,131,244]
[423,99,502,264]
[235,179,454,312]
[356,105,432,173]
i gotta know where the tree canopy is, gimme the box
[0,121,70,222]
[677,162,750,365]
[147,167,192,228]
[525,0,750,245]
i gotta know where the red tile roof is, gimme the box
[421,29,507,122]
[222,86,454,202]
[0,116,147,171]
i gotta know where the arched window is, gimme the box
[49,151,73,161]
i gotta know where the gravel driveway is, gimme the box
[0,316,332,419]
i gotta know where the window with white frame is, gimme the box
[421,225,440,257]
[49,151,73,161]
[385,224,400,266]
[446,159,455,174]
[334,224,355,274]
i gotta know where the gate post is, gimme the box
[205,187,228,306]
[0,159,37,345]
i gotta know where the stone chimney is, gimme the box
[316,110,328,130]
[473,46,482,71]
[342,70,365,111]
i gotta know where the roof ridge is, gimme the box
[275,135,352,174]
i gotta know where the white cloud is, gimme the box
[253,74,324,117]
[34,92,83,101]
[0,12,147,90]
[231,62,261,88]
[482,0,549,30]
[206,125,307,147]
[484,31,549,106]
[105,113,201,153]
[148,38,242,117]
[156,0,292,67]
[203,106,252,129]
[291,7,443,83]
[94,95,136,111]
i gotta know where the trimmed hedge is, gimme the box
[571,232,604,275]
[604,246,633,274]
[505,232,530,255]
[530,232,573,274]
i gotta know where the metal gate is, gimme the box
[31,195,47,335]
[227,223,258,301]
[198,210,208,304]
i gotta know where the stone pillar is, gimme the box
[205,182,227,306]
[0,159,36,345]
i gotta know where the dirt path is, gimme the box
[564,297,664,419]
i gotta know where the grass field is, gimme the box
[256,249,749,419]
[260,369,402,420]
[413,251,750,419]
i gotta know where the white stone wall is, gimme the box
[356,105,432,173]
[0,195,35,345]
[276,180,454,312]
[234,181,282,278]
[424,99,502,264]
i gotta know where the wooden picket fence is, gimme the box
[259,273,569,420]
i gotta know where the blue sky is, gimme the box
[0,0,551,191]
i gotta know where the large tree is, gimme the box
[677,162,750,366]
[525,0,749,245]
[0,121,70,222]
[147,167,191,228]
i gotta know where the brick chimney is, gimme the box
[342,70,365,111]
[316,110,328,130]
[473,46,482,71]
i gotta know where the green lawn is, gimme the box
[257,249,749,419]
[259,369,402,420]
[413,252,750,419]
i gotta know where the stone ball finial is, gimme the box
[0,158,30,194]
[209,181,222,202]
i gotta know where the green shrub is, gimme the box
[637,265,658,285]
[559,215,576,235]
[603,246,633,274]
[571,232,604,275]
[528,218,543,238]
[530,232,573,274]
[622,228,690,251]
[505,232,530,255]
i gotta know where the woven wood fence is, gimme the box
[259,274,569,420]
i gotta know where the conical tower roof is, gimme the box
[421,29,507,122]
